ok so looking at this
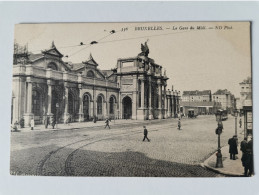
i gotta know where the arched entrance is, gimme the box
[83,94,90,121]
[122,96,132,119]
[51,90,59,116]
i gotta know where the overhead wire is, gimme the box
[29,26,214,58]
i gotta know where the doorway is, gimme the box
[122,96,132,119]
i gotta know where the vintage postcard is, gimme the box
[10,22,253,177]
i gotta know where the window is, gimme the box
[32,90,40,116]
[86,70,95,78]
[97,96,102,115]
[47,62,58,70]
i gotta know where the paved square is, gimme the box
[10,116,242,177]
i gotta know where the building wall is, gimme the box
[212,94,232,110]
[12,44,177,126]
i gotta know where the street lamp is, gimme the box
[234,109,238,136]
[56,103,59,129]
[215,110,223,168]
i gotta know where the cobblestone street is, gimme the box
[10,115,242,177]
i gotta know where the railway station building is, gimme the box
[11,41,180,126]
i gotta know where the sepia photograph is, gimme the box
[10,22,253,177]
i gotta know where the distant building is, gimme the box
[237,77,252,112]
[212,89,234,112]
[180,101,221,116]
[182,90,211,102]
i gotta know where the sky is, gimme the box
[14,22,252,97]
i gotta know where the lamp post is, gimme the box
[234,109,238,136]
[56,103,59,129]
[215,110,223,168]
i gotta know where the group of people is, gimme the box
[228,135,253,177]
[240,137,253,177]
[44,116,56,129]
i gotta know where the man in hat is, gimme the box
[143,126,150,142]
[104,118,110,129]
[228,135,238,160]
[178,118,181,130]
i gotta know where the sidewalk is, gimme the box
[202,145,244,177]
[13,118,175,133]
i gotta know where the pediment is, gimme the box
[42,47,63,58]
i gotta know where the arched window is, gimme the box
[32,90,41,116]
[109,96,115,114]
[97,96,103,115]
[47,62,58,70]
[86,70,95,78]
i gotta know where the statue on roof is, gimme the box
[88,53,93,60]
[138,40,149,57]
[51,41,56,49]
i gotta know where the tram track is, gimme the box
[36,117,214,176]
[36,121,176,176]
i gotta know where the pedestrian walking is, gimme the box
[30,117,35,130]
[240,137,248,155]
[51,116,56,129]
[19,117,25,128]
[178,118,181,130]
[246,137,253,176]
[104,118,110,129]
[13,121,19,132]
[142,126,150,142]
[239,118,242,128]
[65,114,71,125]
[44,116,49,129]
[228,135,238,160]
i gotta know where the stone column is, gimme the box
[103,100,107,119]
[132,75,137,120]
[158,80,162,119]
[78,84,84,122]
[164,87,168,119]
[148,77,153,120]
[24,77,34,126]
[26,81,33,114]
[63,82,69,123]
[47,80,53,116]
[141,79,145,108]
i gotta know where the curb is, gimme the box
[13,119,168,133]
[202,151,244,177]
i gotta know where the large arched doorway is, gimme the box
[97,95,103,115]
[83,94,90,121]
[122,96,132,119]
[51,90,59,116]
[68,93,74,116]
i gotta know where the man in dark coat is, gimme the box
[239,118,242,128]
[240,137,247,155]
[44,116,49,129]
[142,126,150,142]
[104,118,110,129]
[228,135,238,160]
[242,137,253,176]
[178,118,181,130]
[241,137,253,177]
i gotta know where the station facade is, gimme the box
[12,42,180,126]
